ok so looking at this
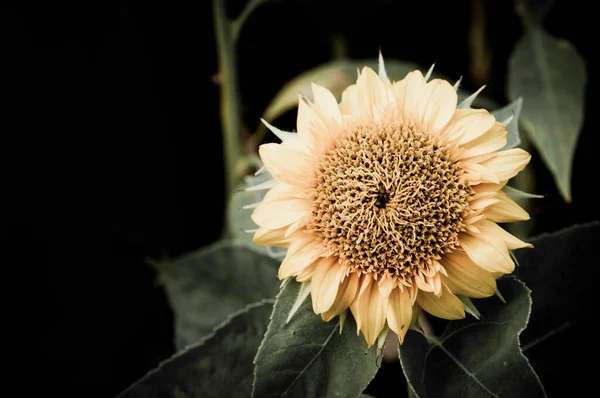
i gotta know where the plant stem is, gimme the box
[214,0,243,220]
[469,0,491,88]
[231,0,266,42]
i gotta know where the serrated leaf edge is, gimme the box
[116,299,275,398]
[149,239,273,271]
[251,278,291,397]
[400,277,547,398]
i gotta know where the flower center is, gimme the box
[308,122,470,281]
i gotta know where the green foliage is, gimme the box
[121,223,600,397]
[514,222,600,395]
[117,301,273,398]
[152,241,279,349]
[399,277,546,398]
[252,279,380,398]
[119,2,593,396]
[508,27,586,202]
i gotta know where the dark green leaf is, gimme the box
[117,301,273,398]
[153,241,280,349]
[252,279,380,397]
[514,221,600,395]
[508,27,586,202]
[399,277,546,398]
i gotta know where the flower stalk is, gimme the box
[214,0,243,208]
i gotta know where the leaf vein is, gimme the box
[429,337,500,398]
[280,327,337,397]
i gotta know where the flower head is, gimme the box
[250,55,532,346]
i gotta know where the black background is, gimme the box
[3,0,597,396]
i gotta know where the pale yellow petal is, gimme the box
[469,195,500,211]
[441,252,497,298]
[468,182,505,207]
[464,223,481,234]
[350,275,389,346]
[387,286,414,343]
[258,142,315,188]
[296,96,332,153]
[421,79,458,133]
[487,191,530,222]
[307,257,329,300]
[251,184,311,229]
[284,212,312,237]
[295,260,318,282]
[356,67,393,121]
[391,73,409,113]
[473,181,507,195]
[464,211,486,227]
[278,233,322,279]
[460,233,514,274]
[477,219,533,250]
[260,181,305,202]
[461,160,501,185]
[431,274,442,296]
[416,284,465,320]
[377,273,396,298]
[311,258,346,314]
[393,70,428,125]
[311,82,342,127]
[321,272,360,321]
[252,226,290,247]
[478,148,531,182]
[414,271,442,295]
[339,84,359,115]
[443,108,495,145]
[395,303,421,344]
[460,121,508,159]
[414,272,434,292]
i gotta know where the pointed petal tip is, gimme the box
[453,76,463,91]
[261,117,299,142]
[501,114,514,126]
[417,286,466,320]
[458,85,487,109]
[286,281,312,323]
[424,62,436,81]
[378,50,389,83]
[376,326,389,353]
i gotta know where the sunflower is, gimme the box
[249,54,532,347]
